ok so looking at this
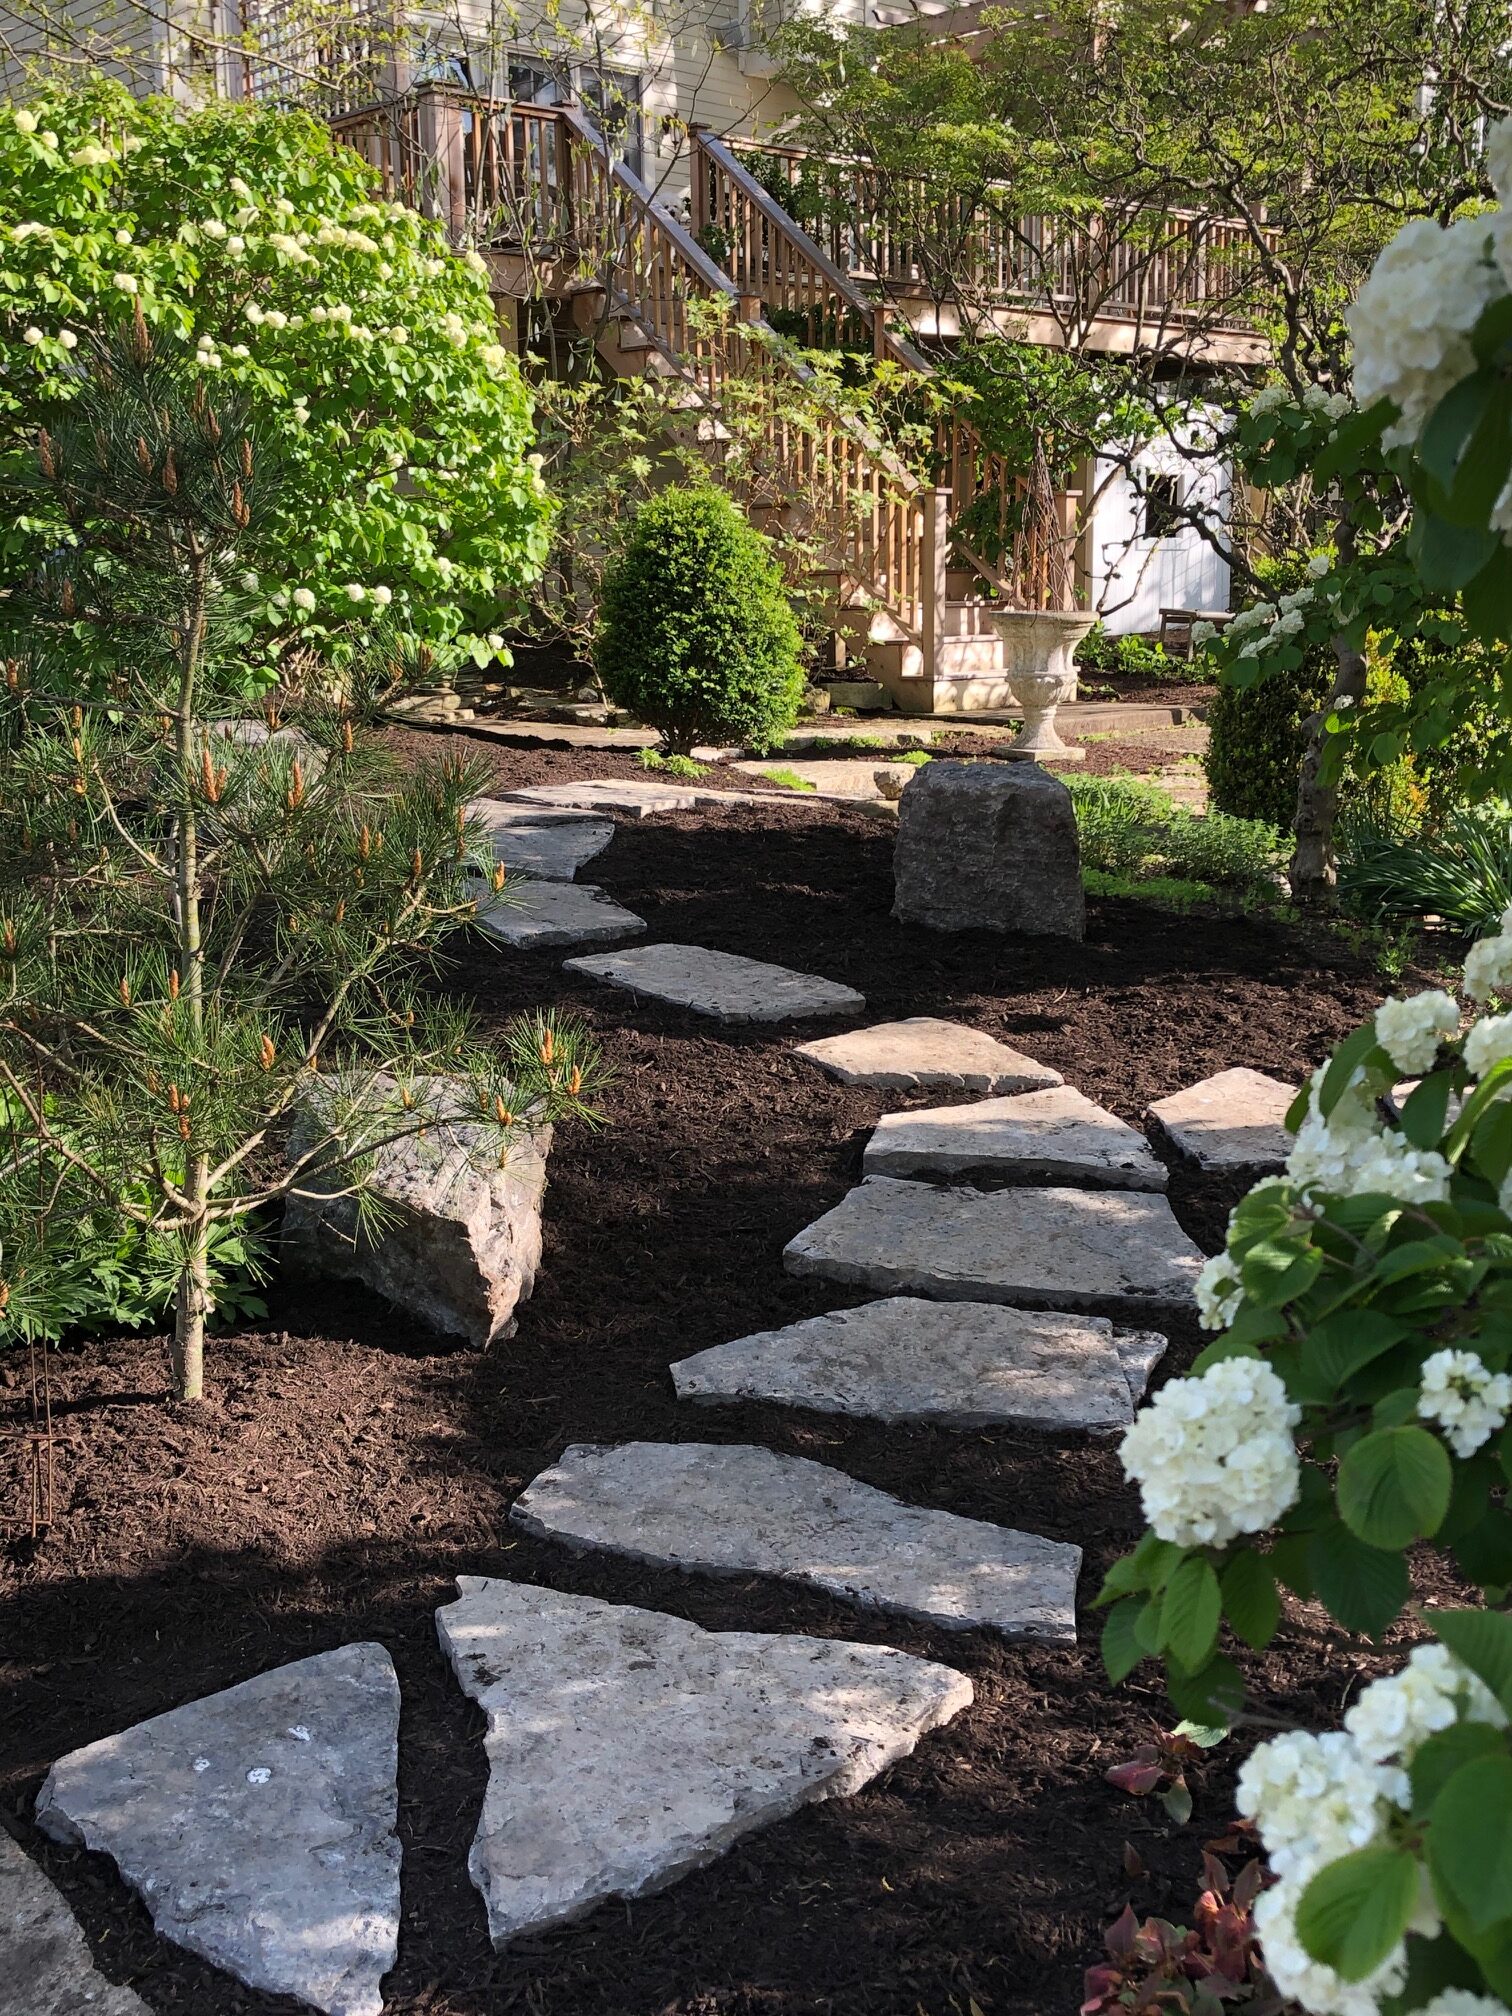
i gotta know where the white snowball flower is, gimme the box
[1250,385,1288,416]
[40,130,58,149]
[1420,1994,1512,2016]
[70,142,112,168]
[1465,927,1512,1003]
[1324,393,1352,421]
[21,326,43,346]
[200,217,227,239]
[13,107,36,134]
[1463,1010,1512,1078]
[482,341,508,373]
[114,227,132,245]
[344,583,366,603]
[228,174,252,199]
[1287,1062,1451,1203]
[58,329,76,350]
[1347,1642,1507,1765]
[1276,610,1305,636]
[1375,990,1460,1075]
[227,235,245,256]
[1417,1347,1512,1458]
[264,309,287,330]
[239,571,259,592]
[1118,1357,1302,1549]
[291,587,316,613]
[1349,214,1501,447]
[1238,1728,1399,1881]
[112,273,138,293]
[1254,1869,1410,2016]
[486,631,504,651]
[371,584,393,606]
[1190,619,1216,646]
[1194,1251,1244,1332]
[1307,553,1331,578]
[229,343,249,359]
[244,302,265,325]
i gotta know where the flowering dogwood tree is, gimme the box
[0,78,550,679]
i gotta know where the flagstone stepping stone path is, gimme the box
[862,1085,1168,1191]
[1147,1066,1296,1174]
[565,943,865,1022]
[435,1577,972,1947]
[0,1828,151,2016]
[476,880,647,951]
[35,1644,401,2016]
[511,1441,1081,1641]
[792,1016,1064,1094]
[670,1296,1165,1433]
[467,801,615,881]
[784,1176,1203,1321]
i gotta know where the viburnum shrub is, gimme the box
[0,78,550,678]
[0,315,596,1401]
[594,486,805,757]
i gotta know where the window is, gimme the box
[581,68,643,176]
[1142,472,1184,540]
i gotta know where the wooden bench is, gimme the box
[1158,608,1233,660]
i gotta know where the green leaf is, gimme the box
[1101,1596,1148,1685]
[1220,1549,1280,1651]
[1295,1846,1419,1980]
[1239,1239,1323,1309]
[1400,1071,1455,1151]
[1412,511,1501,593]
[1307,1520,1409,1636]
[1410,1721,1506,1819]
[1337,1426,1452,1548]
[1320,1024,1389,1120]
[1434,1610,1512,1714]
[1158,1555,1222,1673]
[1418,367,1494,494]
[1164,1651,1245,1729]
[1428,1755,1512,1932]
[1303,1311,1407,1398]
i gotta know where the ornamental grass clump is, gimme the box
[594,486,805,757]
[0,313,597,1400]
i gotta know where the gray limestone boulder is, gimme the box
[34,1645,401,2016]
[281,1074,551,1346]
[892,760,1084,939]
[0,1830,151,2015]
[435,1578,971,1946]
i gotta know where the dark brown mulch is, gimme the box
[0,767,1435,2016]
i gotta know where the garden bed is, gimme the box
[0,759,1456,2016]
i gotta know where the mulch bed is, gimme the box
[0,750,1447,2016]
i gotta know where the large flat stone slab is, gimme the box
[564,943,865,1023]
[35,1645,401,2016]
[0,1830,151,2016]
[477,881,646,951]
[783,1177,1203,1321]
[793,1018,1063,1095]
[468,801,615,880]
[435,1578,971,1946]
[282,1075,550,1346]
[502,779,699,818]
[862,1085,1167,1191]
[670,1296,1163,1433]
[1146,1067,1296,1174]
[511,1441,1080,1642]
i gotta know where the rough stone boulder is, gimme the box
[892,760,1084,940]
[281,1075,551,1346]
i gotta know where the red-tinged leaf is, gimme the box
[1105,1902,1140,1961]
[1106,1761,1164,1795]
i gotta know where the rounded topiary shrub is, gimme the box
[595,487,805,756]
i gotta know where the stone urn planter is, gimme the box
[990,609,1099,761]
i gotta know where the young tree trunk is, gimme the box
[172,1219,210,1402]
[1289,634,1369,904]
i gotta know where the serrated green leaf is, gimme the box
[1296,1846,1418,1980]
[1410,1721,1505,1819]
[1400,1072,1455,1151]
[1164,1650,1244,1729]
[1337,1426,1452,1548]
[1428,1756,1512,1932]
[1307,1520,1409,1636]
[1303,1311,1407,1398]
[1220,1549,1280,1650]
[1434,1610,1512,1714]
[1159,1554,1222,1673]
[1101,1596,1148,1685]
[1321,1024,1389,1120]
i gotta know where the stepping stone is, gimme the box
[783,1177,1204,1321]
[467,801,614,881]
[0,1829,151,2015]
[502,779,701,819]
[34,1644,401,2016]
[477,881,646,951]
[1146,1066,1296,1174]
[862,1085,1167,1191]
[564,943,865,1023]
[793,1017,1063,1095]
[670,1296,1165,1433]
[435,1577,972,1946]
[512,1441,1081,1642]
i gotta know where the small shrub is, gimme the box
[638,748,705,779]
[595,487,805,757]
[1338,798,1512,934]
[1065,777,1284,898]
[1075,623,1185,681]
[760,766,817,792]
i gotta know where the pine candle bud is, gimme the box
[540,1029,555,1065]
[287,760,305,811]
[491,864,506,893]
[495,1096,514,1126]
[118,976,131,1006]
[258,1034,276,1070]
[168,970,180,1000]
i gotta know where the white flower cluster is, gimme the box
[194,331,224,371]
[1464,1010,1512,1077]
[1417,1346,1512,1457]
[1465,907,1512,1003]
[1118,1357,1301,1547]
[1247,383,1350,424]
[1227,584,1319,661]
[1374,989,1459,1074]
[1287,1062,1451,1204]
[1195,1251,1244,1332]
[1348,213,1502,447]
[1420,1996,1512,2016]
[1242,1647,1507,2016]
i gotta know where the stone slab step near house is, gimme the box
[332,96,1220,715]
